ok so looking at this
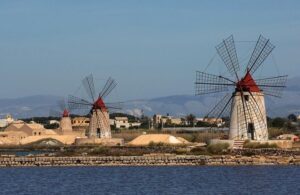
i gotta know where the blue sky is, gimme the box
[0,0,299,100]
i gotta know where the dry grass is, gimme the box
[207,143,230,155]
[268,127,287,139]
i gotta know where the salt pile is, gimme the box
[128,134,189,146]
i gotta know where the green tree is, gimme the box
[288,114,297,122]
[186,114,196,127]
[271,117,286,128]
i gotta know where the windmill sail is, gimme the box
[68,95,92,110]
[195,71,235,95]
[216,35,240,79]
[99,77,117,99]
[247,35,275,75]
[255,75,288,97]
[82,74,96,102]
[205,93,233,119]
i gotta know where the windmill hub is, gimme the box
[236,71,260,93]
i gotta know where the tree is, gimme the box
[288,114,297,122]
[196,121,210,127]
[165,118,172,126]
[186,114,196,127]
[271,117,286,128]
[286,121,297,132]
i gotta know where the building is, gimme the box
[130,122,142,129]
[197,117,224,127]
[72,117,90,132]
[111,117,142,129]
[114,117,130,129]
[153,114,185,127]
[0,122,50,144]
[0,118,87,145]
[0,114,14,128]
[49,120,60,125]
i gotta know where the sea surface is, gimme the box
[0,166,299,195]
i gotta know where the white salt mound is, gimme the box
[128,134,189,146]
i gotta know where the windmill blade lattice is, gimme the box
[205,93,233,119]
[49,109,62,117]
[248,92,269,135]
[105,102,123,110]
[216,35,240,79]
[68,95,92,110]
[247,35,275,75]
[49,98,71,117]
[195,71,235,95]
[256,75,288,97]
[82,74,97,102]
[99,77,117,99]
[57,99,67,112]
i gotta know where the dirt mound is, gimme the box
[128,134,189,146]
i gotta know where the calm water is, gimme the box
[0,166,299,195]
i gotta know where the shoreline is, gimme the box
[0,154,299,167]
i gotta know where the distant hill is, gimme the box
[124,76,300,118]
[1,77,300,119]
[0,95,62,119]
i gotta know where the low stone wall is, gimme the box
[0,154,300,167]
[232,148,300,156]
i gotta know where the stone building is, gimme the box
[0,120,87,146]
[153,114,184,128]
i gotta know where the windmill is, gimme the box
[49,99,73,134]
[195,35,287,141]
[68,74,121,139]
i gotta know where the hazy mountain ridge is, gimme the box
[1,77,300,119]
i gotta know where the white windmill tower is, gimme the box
[68,74,121,139]
[50,99,73,135]
[195,35,287,141]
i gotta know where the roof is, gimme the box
[72,117,89,121]
[4,123,24,131]
[93,97,107,111]
[45,130,58,135]
[63,109,70,117]
[0,131,27,136]
[236,71,260,92]
[25,123,44,130]
[115,117,128,121]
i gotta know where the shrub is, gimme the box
[243,142,278,149]
[271,117,286,128]
[89,147,109,155]
[190,147,210,155]
[148,141,165,147]
[268,128,284,139]
[207,143,230,155]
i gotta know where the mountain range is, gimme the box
[1,77,300,119]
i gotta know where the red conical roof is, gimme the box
[236,71,260,92]
[62,109,69,117]
[93,97,107,111]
